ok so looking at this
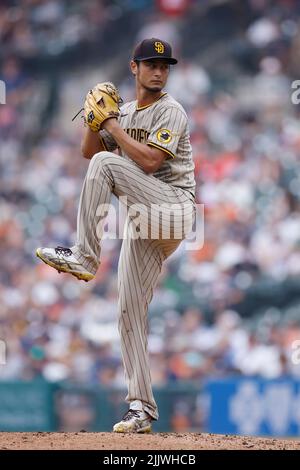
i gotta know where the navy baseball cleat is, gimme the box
[36,246,94,282]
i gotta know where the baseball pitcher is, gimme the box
[36,38,196,433]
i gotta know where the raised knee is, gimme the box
[91,151,115,168]
[87,151,117,182]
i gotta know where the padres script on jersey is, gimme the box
[100,93,196,197]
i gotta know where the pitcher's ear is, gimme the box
[130,60,139,76]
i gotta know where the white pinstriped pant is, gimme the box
[72,152,195,420]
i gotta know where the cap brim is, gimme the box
[134,56,178,64]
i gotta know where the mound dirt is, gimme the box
[0,432,299,450]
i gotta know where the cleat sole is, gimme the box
[113,424,152,434]
[36,248,94,282]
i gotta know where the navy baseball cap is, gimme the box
[133,38,178,64]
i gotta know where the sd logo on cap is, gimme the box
[133,38,178,64]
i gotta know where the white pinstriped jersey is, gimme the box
[100,93,195,197]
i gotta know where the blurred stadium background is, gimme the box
[1,0,300,436]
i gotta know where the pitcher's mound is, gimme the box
[0,432,299,450]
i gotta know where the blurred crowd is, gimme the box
[0,0,151,61]
[1,0,300,389]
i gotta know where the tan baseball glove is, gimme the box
[84,82,122,132]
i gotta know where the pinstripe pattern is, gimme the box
[101,93,196,197]
[71,91,196,420]
[71,151,194,419]
[118,231,166,419]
